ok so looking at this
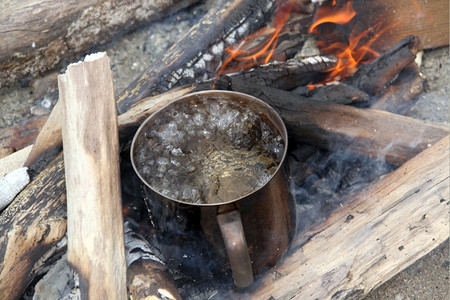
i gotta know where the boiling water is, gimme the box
[133,96,284,204]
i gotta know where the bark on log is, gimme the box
[215,134,450,299]
[59,52,127,299]
[116,0,278,113]
[0,153,67,300]
[0,0,198,87]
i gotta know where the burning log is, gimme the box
[59,52,127,298]
[0,0,198,87]
[216,134,449,299]
[345,35,420,96]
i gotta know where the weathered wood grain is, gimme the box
[216,135,449,299]
[59,52,127,299]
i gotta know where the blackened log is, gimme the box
[371,63,425,114]
[0,0,199,88]
[345,35,420,96]
[227,56,337,91]
[116,0,279,113]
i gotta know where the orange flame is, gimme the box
[308,0,390,82]
[217,0,297,75]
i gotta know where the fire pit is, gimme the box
[0,0,448,299]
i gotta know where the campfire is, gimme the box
[0,0,448,299]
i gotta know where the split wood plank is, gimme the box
[216,134,449,299]
[59,52,127,299]
[355,0,449,50]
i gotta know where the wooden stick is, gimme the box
[23,101,62,169]
[216,135,449,299]
[0,0,198,88]
[59,52,127,299]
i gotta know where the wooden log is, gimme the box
[227,79,449,166]
[0,114,48,151]
[371,63,425,114]
[59,52,127,299]
[0,145,32,178]
[345,35,420,96]
[0,0,198,87]
[355,0,450,51]
[216,134,449,299]
[0,153,67,299]
[23,101,63,177]
[0,147,14,160]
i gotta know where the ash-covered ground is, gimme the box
[1,1,448,299]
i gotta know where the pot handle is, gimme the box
[217,206,253,288]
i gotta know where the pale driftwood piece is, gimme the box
[0,145,32,177]
[217,135,450,300]
[0,0,198,87]
[24,101,62,169]
[59,52,127,299]
[0,153,67,299]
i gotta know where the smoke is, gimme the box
[287,142,395,235]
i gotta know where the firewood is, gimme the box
[215,135,449,299]
[0,152,67,299]
[239,84,449,166]
[355,0,450,51]
[345,35,420,96]
[0,145,32,177]
[0,167,29,211]
[116,0,278,113]
[59,52,127,299]
[371,63,425,114]
[23,101,63,175]
[0,114,48,150]
[0,0,198,87]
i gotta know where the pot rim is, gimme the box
[130,90,289,207]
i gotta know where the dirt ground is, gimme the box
[0,1,448,298]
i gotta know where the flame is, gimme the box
[217,0,298,75]
[308,0,390,82]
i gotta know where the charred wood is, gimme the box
[345,35,420,96]
[371,63,425,114]
[0,0,198,88]
[0,153,67,299]
[116,0,279,113]
[227,55,337,91]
